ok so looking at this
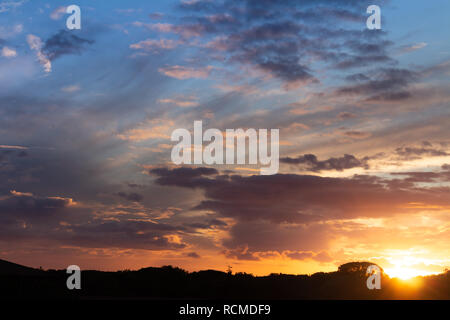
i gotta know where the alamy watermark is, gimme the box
[366,5,381,30]
[66,265,81,290]
[366,265,381,289]
[171,121,279,175]
[66,5,81,30]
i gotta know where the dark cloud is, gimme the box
[67,219,186,250]
[285,250,333,262]
[43,30,94,60]
[223,247,260,261]
[169,0,394,87]
[345,73,370,82]
[150,166,450,255]
[116,192,143,202]
[186,252,201,258]
[149,12,164,20]
[222,220,334,254]
[127,183,145,188]
[280,154,369,172]
[336,68,418,101]
[389,170,450,185]
[395,147,448,160]
[338,112,357,120]
[185,218,228,230]
[150,167,218,188]
[0,190,189,251]
[341,130,371,139]
[0,191,73,224]
[151,167,450,224]
[335,53,393,70]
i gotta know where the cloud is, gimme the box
[26,34,51,73]
[117,119,174,141]
[61,84,80,93]
[150,166,450,256]
[340,130,372,139]
[130,39,182,52]
[150,167,450,224]
[158,97,199,107]
[0,189,189,251]
[1,46,16,58]
[222,220,333,254]
[49,6,66,20]
[395,147,449,160]
[158,65,213,79]
[0,0,25,13]
[285,250,333,262]
[168,0,396,88]
[42,30,94,61]
[389,171,450,185]
[116,192,143,203]
[0,145,28,150]
[0,24,22,39]
[0,190,74,223]
[151,167,218,187]
[187,252,201,258]
[133,21,203,38]
[338,112,357,120]
[149,12,164,20]
[336,68,418,102]
[115,8,142,15]
[224,246,260,261]
[397,42,427,54]
[280,154,369,172]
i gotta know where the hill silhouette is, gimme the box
[0,259,448,299]
[0,259,44,276]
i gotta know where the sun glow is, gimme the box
[383,255,442,280]
[384,266,435,280]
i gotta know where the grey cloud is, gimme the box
[395,147,448,160]
[332,67,426,104]
[186,252,201,258]
[286,250,333,262]
[0,190,189,250]
[280,154,369,172]
[171,0,395,87]
[0,191,73,223]
[116,192,143,202]
[43,30,94,61]
[151,167,450,224]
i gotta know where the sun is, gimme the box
[384,266,430,280]
[383,258,440,280]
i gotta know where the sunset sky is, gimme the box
[0,0,449,278]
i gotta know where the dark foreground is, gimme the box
[0,259,449,300]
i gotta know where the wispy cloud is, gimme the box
[158,96,199,107]
[130,39,183,52]
[397,42,427,54]
[0,0,26,13]
[0,23,22,38]
[26,34,51,73]
[49,6,66,20]
[158,65,213,79]
[1,46,16,58]
[61,84,80,93]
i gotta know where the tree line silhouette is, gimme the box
[1,259,448,299]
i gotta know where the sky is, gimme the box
[0,0,449,278]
